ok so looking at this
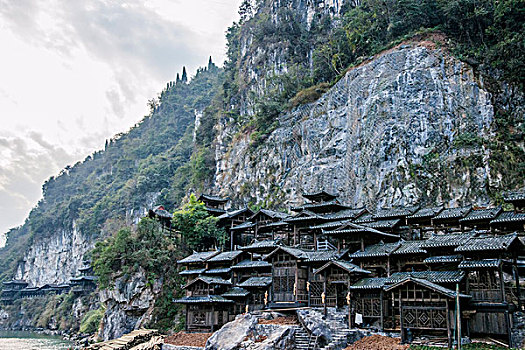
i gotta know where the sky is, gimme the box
[0,0,243,236]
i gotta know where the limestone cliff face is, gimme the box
[99,269,161,341]
[214,42,497,209]
[15,221,93,286]
[234,0,346,116]
[15,192,159,287]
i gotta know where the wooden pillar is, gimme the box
[293,225,298,246]
[380,290,384,331]
[399,290,404,342]
[513,257,522,310]
[387,257,391,277]
[294,261,299,303]
[446,300,452,348]
[185,306,189,332]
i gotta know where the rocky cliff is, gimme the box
[215,39,502,209]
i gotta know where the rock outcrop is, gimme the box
[204,313,295,350]
[99,269,162,341]
[215,40,497,209]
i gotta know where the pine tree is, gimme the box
[208,56,214,70]
[176,73,181,85]
[181,67,188,83]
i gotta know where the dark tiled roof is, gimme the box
[286,210,323,222]
[458,259,502,269]
[2,280,28,285]
[265,246,309,260]
[490,211,525,224]
[384,277,470,298]
[230,221,256,231]
[433,206,472,221]
[322,208,368,221]
[152,206,173,218]
[183,276,232,289]
[205,207,226,214]
[459,207,502,223]
[304,250,338,262]
[198,194,228,203]
[231,259,272,269]
[222,287,250,297]
[392,241,426,255]
[240,239,281,251]
[238,276,272,288]
[503,189,525,203]
[365,219,401,230]
[455,233,522,252]
[173,295,234,304]
[349,242,401,258]
[313,260,371,275]
[204,268,232,275]
[178,268,206,275]
[310,219,352,230]
[421,232,477,249]
[406,206,444,220]
[217,207,253,220]
[387,270,465,284]
[353,212,375,223]
[177,251,219,264]
[291,199,349,212]
[252,209,290,220]
[323,222,400,239]
[207,250,243,262]
[349,277,389,290]
[373,206,419,219]
[70,276,98,282]
[423,255,463,264]
[259,220,290,229]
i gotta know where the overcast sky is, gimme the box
[0,0,243,236]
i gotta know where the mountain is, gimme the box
[0,0,523,338]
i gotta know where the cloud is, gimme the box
[0,132,79,233]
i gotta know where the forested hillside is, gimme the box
[0,60,222,284]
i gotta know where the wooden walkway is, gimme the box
[87,329,160,350]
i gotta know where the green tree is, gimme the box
[172,193,226,250]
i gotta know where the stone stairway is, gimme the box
[293,325,317,350]
[296,307,358,350]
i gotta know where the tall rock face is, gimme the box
[231,0,346,116]
[14,221,93,286]
[214,41,497,209]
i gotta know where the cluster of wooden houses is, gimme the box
[1,264,97,304]
[175,191,525,346]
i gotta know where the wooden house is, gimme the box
[348,241,401,277]
[249,209,290,240]
[504,189,525,212]
[432,206,472,233]
[177,251,219,283]
[322,222,399,254]
[231,259,271,284]
[237,276,272,311]
[264,246,336,307]
[390,240,427,273]
[217,208,255,250]
[174,276,233,332]
[490,211,525,234]
[1,280,28,304]
[311,260,370,307]
[406,206,444,239]
[204,250,246,280]
[348,277,390,329]
[148,205,173,230]
[455,234,524,341]
[459,207,502,231]
[198,194,228,217]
